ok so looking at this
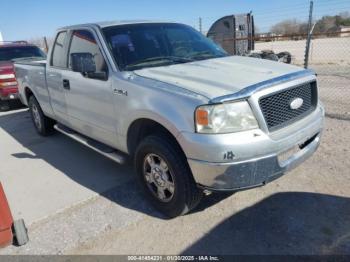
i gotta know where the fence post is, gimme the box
[199,17,202,34]
[304,0,314,68]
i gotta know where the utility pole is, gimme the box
[304,0,314,69]
[199,17,202,34]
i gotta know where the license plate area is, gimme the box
[278,145,301,165]
[277,133,318,166]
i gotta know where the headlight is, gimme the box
[195,101,258,133]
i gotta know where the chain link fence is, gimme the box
[308,34,350,120]
[254,30,350,120]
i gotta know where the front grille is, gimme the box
[259,81,317,131]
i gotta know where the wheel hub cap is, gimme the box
[143,154,175,202]
[32,104,41,130]
[152,168,166,187]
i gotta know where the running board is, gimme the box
[54,124,126,164]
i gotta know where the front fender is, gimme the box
[113,74,209,152]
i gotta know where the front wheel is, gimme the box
[135,135,202,218]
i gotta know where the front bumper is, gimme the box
[178,105,324,191]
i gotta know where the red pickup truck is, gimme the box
[0,42,46,111]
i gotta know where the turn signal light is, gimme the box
[195,108,209,126]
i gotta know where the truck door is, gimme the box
[62,29,116,146]
[46,31,69,124]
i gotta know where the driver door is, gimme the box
[61,29,117,146]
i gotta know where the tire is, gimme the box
[28,95,55,136]
[277,52,292,64]
[13,219,29,246]
[249,53,262,59]
[135,135,203,218]
[264,53,279,61]
[0,100,10,111]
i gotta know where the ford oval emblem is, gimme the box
[290,98,304,110]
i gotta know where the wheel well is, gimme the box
[24,87,34,102]
[127,119,184,158]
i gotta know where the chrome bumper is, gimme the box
[179,105,324,191]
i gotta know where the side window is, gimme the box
[238,24,246,31]
[51,31,67,67]
[68,30,107,73]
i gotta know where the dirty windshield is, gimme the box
[102,23,227,71]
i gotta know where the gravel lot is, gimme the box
[0,107,349,255]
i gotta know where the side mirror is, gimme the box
[71,53,96,73]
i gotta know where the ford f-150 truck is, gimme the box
[14,21,324,217]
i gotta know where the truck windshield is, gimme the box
[0,46,46,62]
[102,23,228,71]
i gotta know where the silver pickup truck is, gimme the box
[14,21,324,217]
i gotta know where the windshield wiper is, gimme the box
[189,51,223,60]
[125,56,193,70]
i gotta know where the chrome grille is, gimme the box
[259,81,317,131]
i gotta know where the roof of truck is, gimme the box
[58,20,176,30]
[0,41,35,48]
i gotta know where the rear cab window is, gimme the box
[0,46,46,61]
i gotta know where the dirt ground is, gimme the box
[68,118,350,255]
[1,107,349,255]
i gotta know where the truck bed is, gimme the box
[14,59,52,116]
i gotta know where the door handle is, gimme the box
[62,79,70,90]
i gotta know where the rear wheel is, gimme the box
[28,96,55,136]
[135,135,202,218]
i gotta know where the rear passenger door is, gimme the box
[46,31,69,124]
[62,29,117,146]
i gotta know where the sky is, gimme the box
[1,0,350,40]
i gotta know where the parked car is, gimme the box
[0,41,46,111]
[14,21,324,217]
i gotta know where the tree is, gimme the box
[270,19,308,35]
[270,12,350,35]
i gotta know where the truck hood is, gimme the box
[134,56,304,100]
